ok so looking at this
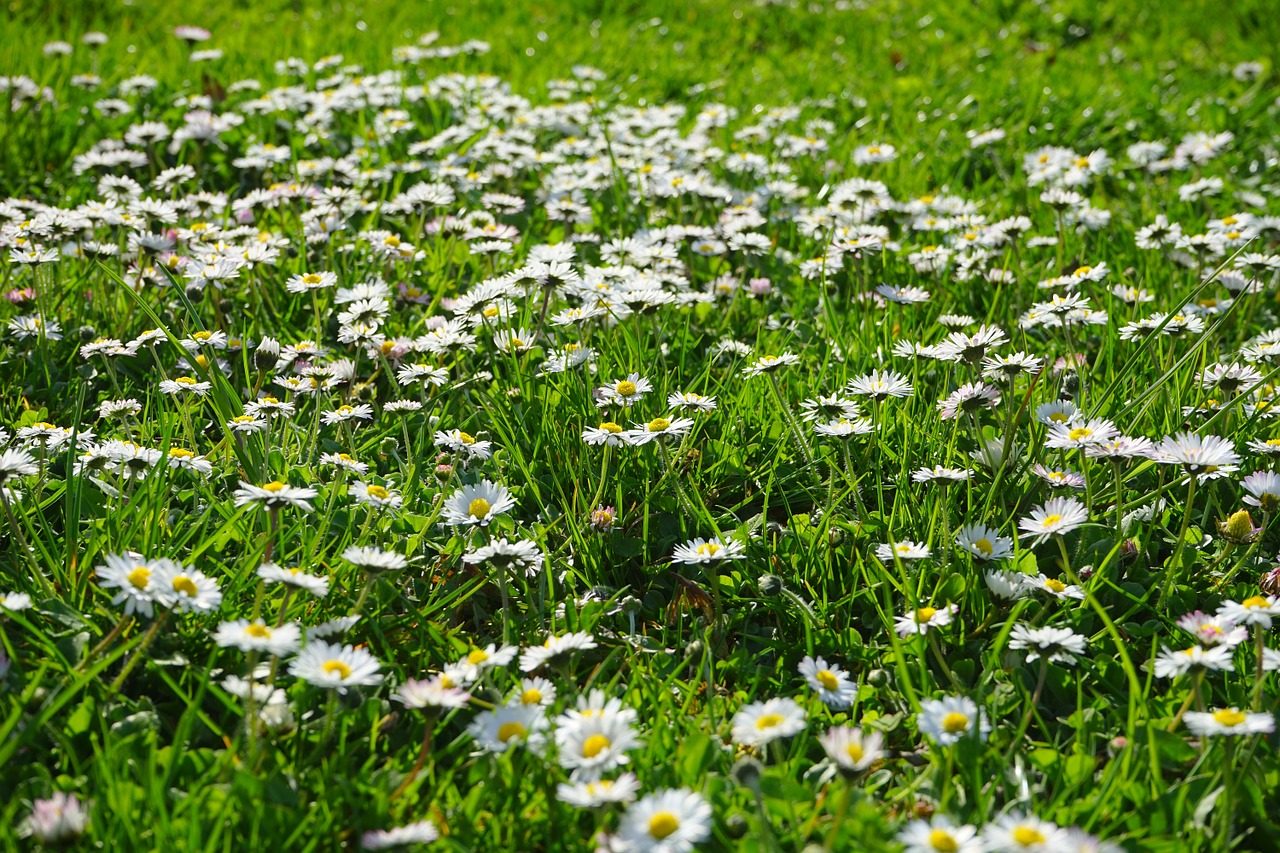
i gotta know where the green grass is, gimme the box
[1,0,1280,850]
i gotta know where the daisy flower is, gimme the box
[1018,497,1089,544]
[214,619,302,656]
[519,631,598,672]
[917,695,990,746]
[895,603,957,637]
[954,524,1013,561]
[623,415,696,445]
[289,640,383,692]
[553,708,642,780]
[1024,574,1085,600]
[818,725,884,773]
[342,545,408,573]
[467,701,549,753]
[1149,433,1241,474]
[152,563,223,613]
[730,696,806,747]
[1218,595,1280,628]
[392,676,471,710]
[980,812,1069,852]
[846,369,913,400]
[361,820,439,850]
[95,553,172,618]
[257,563,330,597]
[1183,708,1275,737]
[556,773,642,808]
[350,482,404,511]
[598,373,653,407]
[443,480,515,527]
[798,656,857,708]
[614,788,712,853]
[742,352,800,377]
[876,540,931,561]
[233,480,318,512]
[898,815,982,853]
[1152,644,1235,678]
[583,422,627,446]
[1008,624,1088,665]
[671,537,746,564]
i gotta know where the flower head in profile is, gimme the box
[742,352,800,377]
[361,820,439,851]
[1184,708,1275,737]
[1008,624,1088,665]
[233,480,318,512]
[671,537,745,564]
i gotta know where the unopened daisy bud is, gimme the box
[1219,509,1260,544]
[379,437,398,458]
[725,814,749,839]
[253,337,280,370]
[1261,566,1280,595]
[184,284,204,303]
[77,325,97,342]
[730,755,764,790]
[758,574,783,596]
[434,458,454,482]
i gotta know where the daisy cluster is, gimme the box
[2,18,1280,853]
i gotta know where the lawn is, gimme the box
[1,0,1279,850]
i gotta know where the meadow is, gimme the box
[2,0,1280,849]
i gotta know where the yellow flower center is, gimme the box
[322,660,352,679]
[696,543,721,557]
[497,721,527,743]
[302,273,322,284]
[468,498,492,518]
[648,417,671,432]
[263,481,286,492]
[615,381,637,396]
[170,448,194,459]
[929,829,960,852]
[520,689,543,705]
[195,354,210,369]
[601,422,623,434]
[1013,827,1046,846]
[171,575,198,597]
[974,538,993,556]
[1243,596,1270,609]
[458,432,475,445]
[510,338,525,349]
[1042,514,1063,526]
[467,649,489,665]
[846,743,864,762]
[176,376,197,385]
[816,670,840,691]
[755,713,785,730]
[581,734,611,758]
[1213,708,1247,727]
[1068,427,1092,441]
[1049,412,1069,423]
[916,607,937,623]
[127,567,151,589]
[1045,578,1066,593]
[647,812,680,840]
[1074,265,1092,276]
[366,485,389,499]
[942,712,970,734]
